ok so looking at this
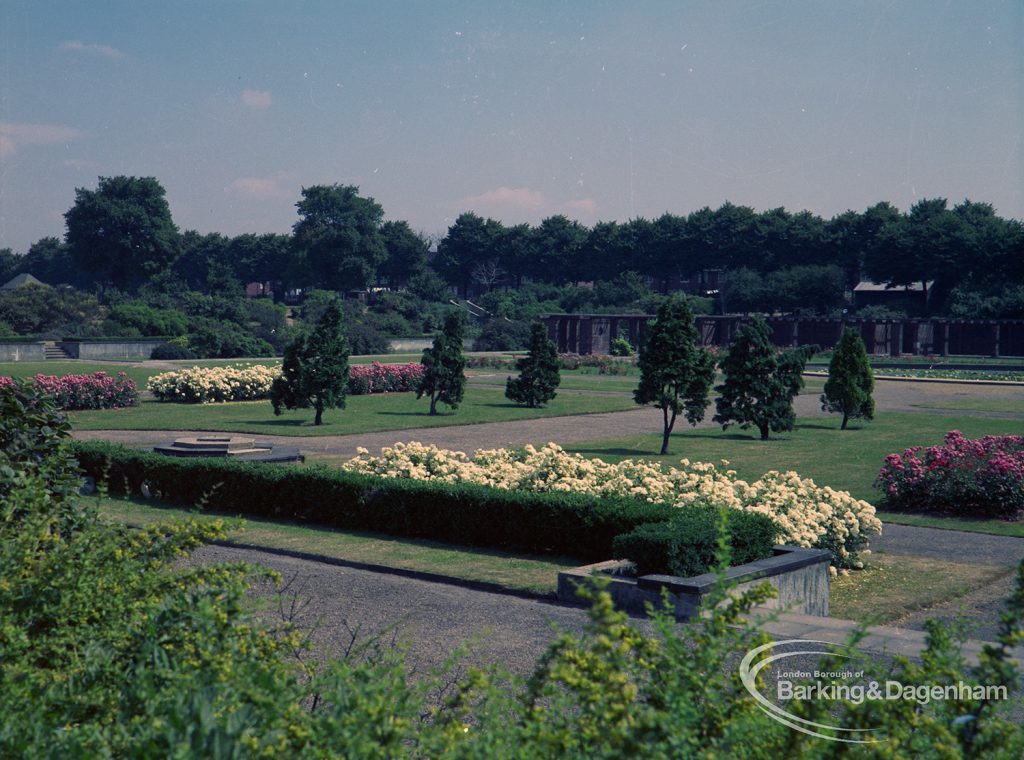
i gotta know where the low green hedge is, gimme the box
[72,440,774,573]
[73,442,689,562]
[612,512,779,578]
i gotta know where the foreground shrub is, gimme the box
[0,371,138,410]
[343,442,881,571]
[878,430,1024,518]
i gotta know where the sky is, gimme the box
[0,0,1021,254]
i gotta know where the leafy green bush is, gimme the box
[473,317,532,351]
[187,316,275,358]
[616,510,779,576]
[150,341,196,360]
[609,336,633,356]
[612,508,779,577]
[102,300,188,337]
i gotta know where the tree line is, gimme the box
[1,175,1022,319]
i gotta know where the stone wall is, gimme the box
[0,342,45,361]
[58,340,167,360]
[541,313,1024,358]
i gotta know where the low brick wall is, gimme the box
[58,341,167,360]
[558,545,831,619]
[0,342,46,361]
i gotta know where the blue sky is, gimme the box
[0,1,1020,253]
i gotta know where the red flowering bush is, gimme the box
[0,372,138,410]
[877,430,1024,519]
[347,362,425,395]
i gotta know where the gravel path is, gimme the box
[190,543,593,678]
[70,378,1024,458]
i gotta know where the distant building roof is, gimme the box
[0,273,45,290]
[853,280,932,293]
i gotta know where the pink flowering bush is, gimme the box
[347,362,425,395]
[877,430,1024,519]
[0,372,138,410]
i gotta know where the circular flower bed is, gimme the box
[343,442,881,573]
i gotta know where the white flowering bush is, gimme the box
[147,364,281,403]
[343,442,882,573]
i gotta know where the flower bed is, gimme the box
[0,372,138,410]
[147,364,281,403]
[343,442,881,572]
[877,430,1024,519]
[348,362,425,394]
[148,362,427,403]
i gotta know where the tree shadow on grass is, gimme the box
[572,446,654,457]
[671,430,759,441]
[240,418,316,428]
[375,410,455,417]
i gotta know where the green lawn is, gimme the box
[563,411,1024,504]
[96,497,573,595]
[829,553,1014,625]
[68,384,637,436]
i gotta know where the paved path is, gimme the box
[69,378,1024,458]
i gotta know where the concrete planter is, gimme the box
[557,545,831,619]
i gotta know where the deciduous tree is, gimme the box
[64,176,181,290]
[292,184,386,291]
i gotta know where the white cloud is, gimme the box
[240,89,272,109]
[227,176,290,201]
[461,186,545,211]
[58,40,125,59]
[563,198,598,214]
[0,122,82,157]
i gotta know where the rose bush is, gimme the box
[343,441,881,572]
[877,430,1024,519]
[147,364,281,403]
[0,372,138,410]
[148,362,427,403]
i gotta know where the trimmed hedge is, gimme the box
[612,511,779,578]
[73,441,691,562]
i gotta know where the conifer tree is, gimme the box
[270,302,349,426]
[713,316,814,440]
[417,313,466,415]
[633,296,715,455]
[821,327,874,429]
[506,322,561,408]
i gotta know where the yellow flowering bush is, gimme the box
[147,364,281,403]
[343,442,882,572]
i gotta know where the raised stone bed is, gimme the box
[557,545,830,619]
[154,435,304,463]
